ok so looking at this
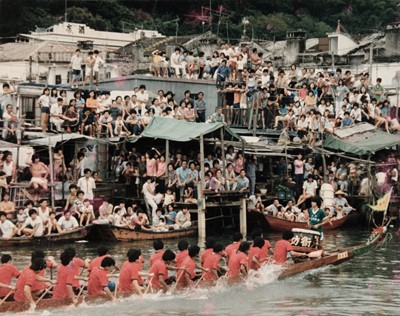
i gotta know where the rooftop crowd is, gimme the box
[1,43,398,146]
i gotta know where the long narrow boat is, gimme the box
[0,225,93,247]
[93,224,197,242]
[279,226,385,279]
[264,213,349,232]
[0,227,385,314]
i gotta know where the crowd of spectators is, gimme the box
[1,130,400,238]
[3,43,398,147]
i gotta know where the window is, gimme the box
[20,97,35,120]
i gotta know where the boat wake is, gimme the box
[15,265,284,316]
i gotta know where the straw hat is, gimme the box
[335,190,345,196]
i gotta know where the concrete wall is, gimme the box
[386,27,400,56]
[328,33,358,55]
[285,39,302,65]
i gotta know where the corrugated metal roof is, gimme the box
[0,41,113,62]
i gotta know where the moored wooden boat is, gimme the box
[93,224,197,242]
[0,225,93,247]
[278,226,384,279]
[264,214,349,232]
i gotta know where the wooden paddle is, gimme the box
[144,276,153,295]
[307,250,323,258]
[35,284,54,305]
[113,281,119,300]
[75,283,86,301]
[193,273,205,288]
[0,290,14,306]
[169,266,186,293]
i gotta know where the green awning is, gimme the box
[128,117,242,142]
[323,130,400,155]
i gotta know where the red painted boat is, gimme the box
[264,214,349,232]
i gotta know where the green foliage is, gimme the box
[0,0,399,40]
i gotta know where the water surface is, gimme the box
[3,228,399,316]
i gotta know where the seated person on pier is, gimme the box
[264,199,282,216]
[27,153,49,202]
[285,200,300,215]
[333,190,354,215]
[152,209,167,231]
[17,209,44,237]
[173,207,191,230]
[58,211,79,232]
[46,211,63,235]
[112,208,125,227]
[236,169,249,192]
[183,184,197,204]
[80,108,95,137]
[296,209,308,222]
[0,193,15,219]
[16,208,27,229]
[93,199,113,225]
[225,163,238,190]
[130,211,151,231]
[163,188,175,210]
[296,175,318,207]
[164,204,177,225]
[2,114,24,145]
[97,110,114,138]
[276,206,285,219]
[284,208,296,221]
[80,199,95,226]
[0,211,18,239]
[247,190,264,213]
[210,169,226,192]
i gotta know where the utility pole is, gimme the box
[65,0,67,22]
[369,44,373,81]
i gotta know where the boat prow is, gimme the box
[279,226,385,279]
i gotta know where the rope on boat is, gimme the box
[377,232,393,248]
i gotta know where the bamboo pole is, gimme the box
[48,140,55,209]
[198,134,206,239]
[165,139,170,187]
[220,127,227,189]
[239,197,247,239]
[165,140,170,165]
